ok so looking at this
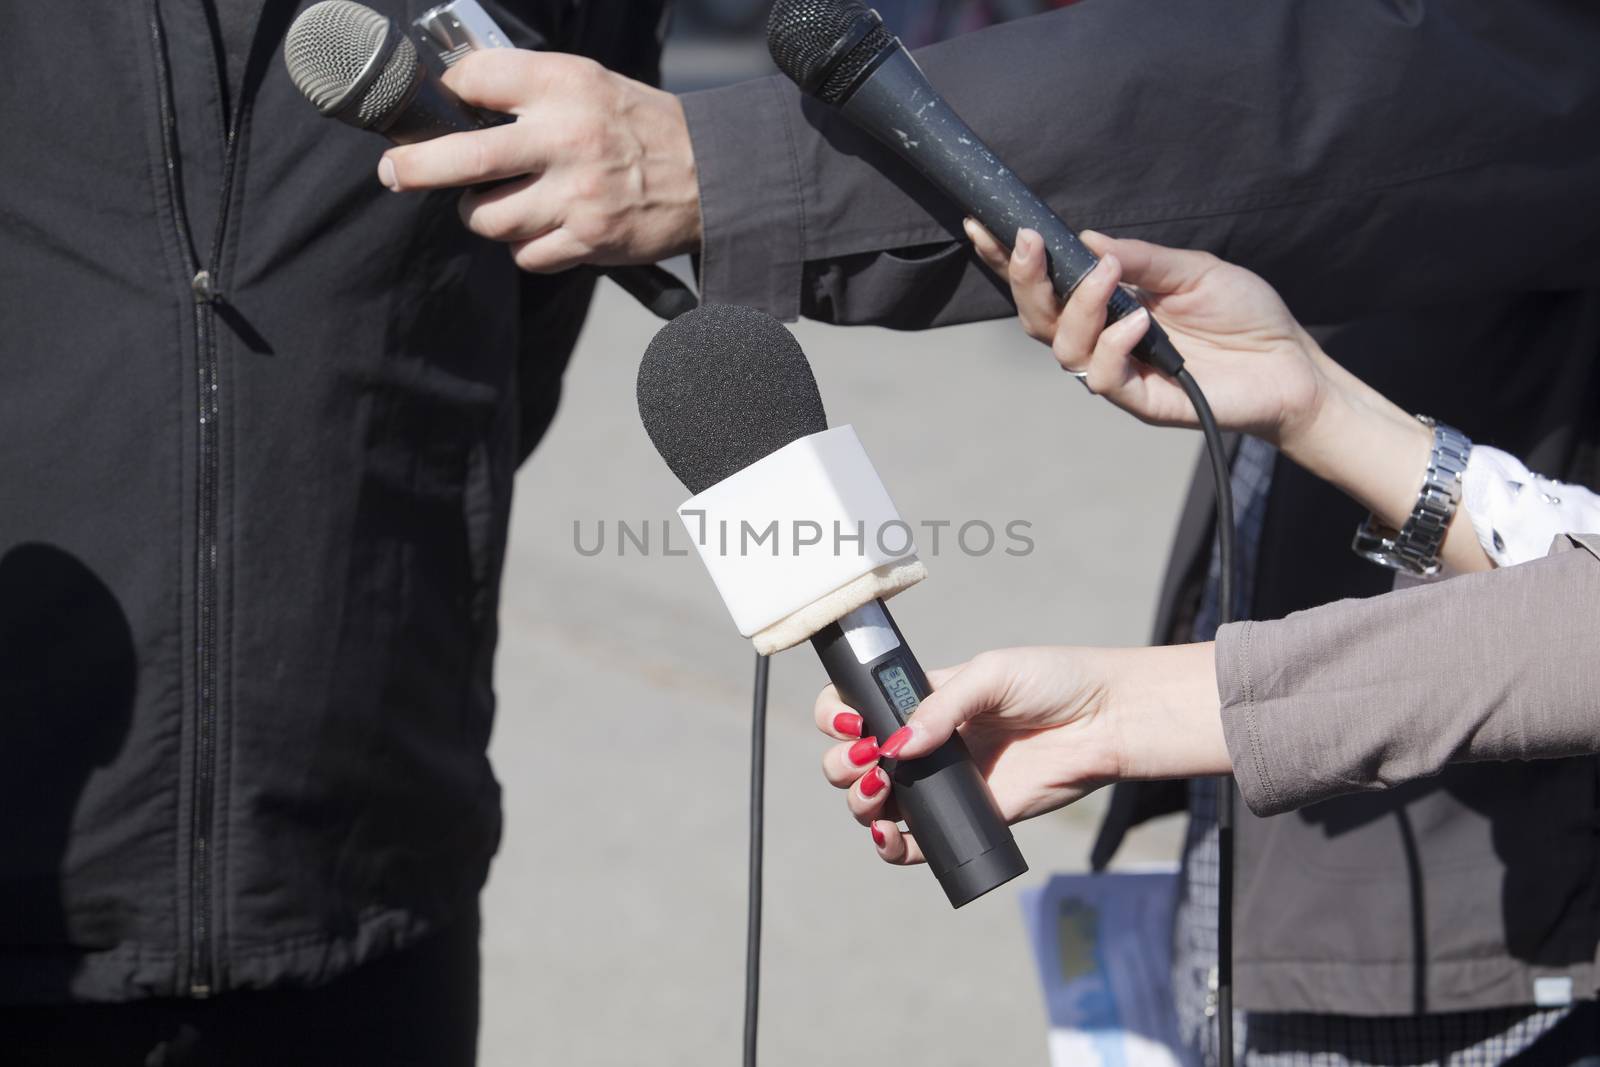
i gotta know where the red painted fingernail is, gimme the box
[880,726,914,760]
[847,738,880,765]
[860,768,888,798]
[871,823,886,848]
[833,712,863,738]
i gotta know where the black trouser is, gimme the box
[0,915,480,1066]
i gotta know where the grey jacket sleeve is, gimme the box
[1217,534,1600,817]
[679,1,1600,329]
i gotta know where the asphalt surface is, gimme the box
[479,273,1198,1066]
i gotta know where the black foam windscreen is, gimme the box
[637,305,828,494]
[767,0,894,105]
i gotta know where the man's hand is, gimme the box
[377,50,702,273]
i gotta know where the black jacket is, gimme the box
[681,0,1600,1015]
[0,0,661,1003]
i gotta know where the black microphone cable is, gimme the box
[744,652,769,1067]
[1175,368,1238,1067]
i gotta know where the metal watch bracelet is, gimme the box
[1351,416,1472,577]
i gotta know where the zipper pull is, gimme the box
[191,269,221,304]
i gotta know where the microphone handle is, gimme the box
[378,66,697,321]
[811,600,1027,908]
[839,46,1184,377]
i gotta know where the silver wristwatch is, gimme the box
[1351,416,1472,577]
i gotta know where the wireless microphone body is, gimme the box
[767,1,1184,377]
[283,0,696,320]
[812,601,1024,905]
[637,304,1027,908]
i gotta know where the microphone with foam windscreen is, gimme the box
[638,304,1028,908]
[766,0,1184,377]
[282,0,696,320]
[768,10,1242,1057]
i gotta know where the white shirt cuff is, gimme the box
[1462,445,1600,566]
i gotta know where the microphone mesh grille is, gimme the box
[284,1,391,112]
[814,18,892,105]
[767,0,892,105]
[354,34,420,127]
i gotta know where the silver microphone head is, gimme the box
[283,0,422,129]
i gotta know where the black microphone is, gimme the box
[282,0,696,321]
[767,0,1184,377]
[638,304,1028,908]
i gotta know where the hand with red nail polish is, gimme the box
[868,819,917,864]
[847,737,880,766]
[814,644,1230,868]
[878,725,915,760]
[815,683,905,836]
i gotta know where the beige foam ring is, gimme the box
[750,556,929,656]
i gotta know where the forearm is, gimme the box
[683,0,1600,326]
[1216,537,1600,815]
[1103,643,1230,782]
[1096,539,1600,812]
[1282,350,1492,572]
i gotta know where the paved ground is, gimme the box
[479,274,1199,1065]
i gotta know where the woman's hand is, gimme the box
[967,222,1328,447]
[970,223,1492,571]
[814,644,1227,865]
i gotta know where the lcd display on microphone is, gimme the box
[876,663,921,719]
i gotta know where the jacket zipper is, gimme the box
[147,0,244,998]
[190,267,220,1000]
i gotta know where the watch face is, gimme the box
[1351,521,1424,577]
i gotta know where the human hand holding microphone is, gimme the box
[822,223,1511,859]
[971,222,1494,576]
[283,0,699,317]
[817,643,1230,864]
[372,47,703,274]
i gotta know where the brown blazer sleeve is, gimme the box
[1217,534,1600,817]
[678,1,1600,328]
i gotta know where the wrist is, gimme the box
[610,79,702,259]
[1275,342,1377,464]
[1280,354,1432,526]
[1103,644,1229,781]
[1265,329,1334,452]
[647,91,703,253]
